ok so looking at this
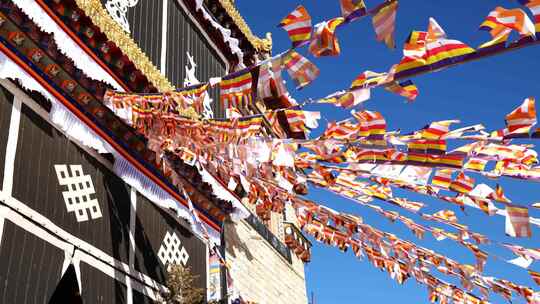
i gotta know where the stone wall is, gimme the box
[224,220,308,304]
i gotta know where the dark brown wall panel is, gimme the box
[100,0,226,116]
[167,0,226,116]
[134,192,207,292]
[133,289,154,304]
[127,0,164,70]
[11,103,131,264]
[166,0,226,110]
[80,262,128,303]
[0,220,64,304]
[0,85,13,186]
[100,0,164,69]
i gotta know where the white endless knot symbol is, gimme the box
[158,231,190,269]
[105,0,139,33]
[54,165,102,222]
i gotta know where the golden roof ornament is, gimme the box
[217,0,273,53]
[74,0,174,92]
[74,0,271,93]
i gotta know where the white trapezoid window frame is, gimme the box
[158,231,190,269]
[104,0,140,33]
[54,164,102,222]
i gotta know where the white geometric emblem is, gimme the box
[158,231,190,268]
[54,165,102,222]
[104,0,139,33]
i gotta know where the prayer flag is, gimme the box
[427,17,446,40]
[340,0,367,22]
[385,80,419,102]
[531,292,540,304]
[524,0,540,33]
[433,209,458,223]
[449,172,475,194]
[257,57,287,100]
[220,69,253,110]
[421,120,459,140]
[264,111,287,138]
[397,31,428,74]
[279,5,312,47]
[425,36,475,69]
[283,50,320,89]
[396,18,474,77]
[481,7,536,37]
[529,270,540,285]
[430,153,466,168]
[432,169,454,189]
[464,157,488,172]
[350,70,388,89]
[490,184,512,203]
[371,0,398,49]
[323,121,360,140]
[508,255,533,268]
[503,243,540,260]
[284,110,320,134]
[333,89,371,108]
[505,204,532,238]
[533,127,540,138]
[352,110,387,138]
[407,139,447,155]
[309,17,345,57]
[181,187,210,242]
[506,97,537,135]
[404,31,428,59]
[478,19,512,50]
[480,30,512,51]
[398,166,432,185]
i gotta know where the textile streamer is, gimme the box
[279,5,313,48]
[94,2,540,303]
[111,1,540,117]
[309,172,540,274]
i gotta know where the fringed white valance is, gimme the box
[12,0,124,91]
[0,51,111,153]
[194,0,245,68]
[113,152,221,244]
[0,51,54,99]
[197,163,250,221]
[46,98,111,154]
[50,103,113,154]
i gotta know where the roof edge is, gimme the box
[74,0,175,92]
[217,0,272,53]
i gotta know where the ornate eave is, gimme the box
[44,0,271,91]
[36,0,168,93]
[216,0,272,53]
[70,0,175,92]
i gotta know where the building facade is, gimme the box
[0,0,308,303]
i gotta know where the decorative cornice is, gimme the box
[74,0,175,92]
[217,0,272,53]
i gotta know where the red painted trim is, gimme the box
[0,43,221,232]
[34,0,131,92]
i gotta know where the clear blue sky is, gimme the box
[235,1,540,303]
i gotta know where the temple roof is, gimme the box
[68,0,271,92]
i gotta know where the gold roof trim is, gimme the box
[217,0,272,53]
[74,0,175,92]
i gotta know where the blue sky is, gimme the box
[235,1,540,303]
